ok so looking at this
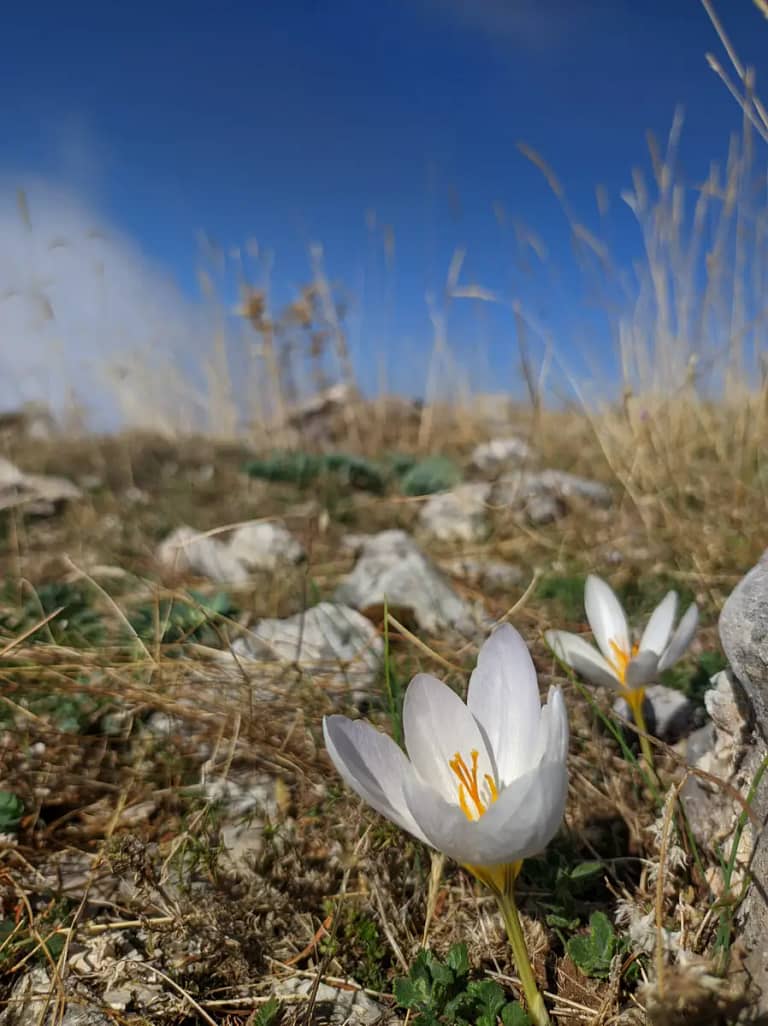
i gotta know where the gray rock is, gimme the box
[220,821,268,872]
[685,722,714,765]
[470,436,533,473]
[283,382,361,444]
[0,458,82,516]
[334,530,479,634]
[235,601,383,702]
[205,773,278,872]
[679,665,764,1006]
[157,525,247,583]
[493,469,612,516]
[287,382,358,425]
[614,686,697,745]
[717,555,768,1011]
[67,934,166,1012]
[535,468,612,507]
[281,978,384,1025]
[524,493,565,525]
[0,457,28,490]
[101,989,132,1012]
[417,482,491,543]
[679,670,753,907]
[202,773,276,819]
[720,550,768,731]
[646,684,698,741]
[157,520,305,584]
[442,557,524,592]
[0,402,56,441]
[0,968,112,1026]
[227,520,306,571]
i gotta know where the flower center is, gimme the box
[609,639,639,684]
[449,749,498,821]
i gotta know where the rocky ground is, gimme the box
[0,392,765,1025]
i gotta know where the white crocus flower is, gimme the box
[545,575,697,775]
[324,623,567,1026]
[323,623,568,887]
[545,575,698,708]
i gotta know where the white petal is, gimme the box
[402,673,496,806]
[545,629,621,689]
[467,624,541,786]
[585,574,630,664]
[403,759,568,866]
[625,650,660,688]
[544,686,569,764]
[658,603,699,671]
[639,591,678,656]
[323,716,428,843]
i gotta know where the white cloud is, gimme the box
[0,178,215,431]
[415,0,575,53]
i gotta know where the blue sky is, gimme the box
[1,0,767,424]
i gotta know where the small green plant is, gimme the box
[245,451,323,486]
[399,456,461,496]
[323,453,387,493]
[565,911,616,979]
[321,899,389,991]
[661,649,727,703]
[0,581,105,648]
[245,451,386,492]
[536,574,586,622]
[128,590,236,648]
[385,452,418,476]
[522,850,604,937]
[0,899,69,970]
[251,997,281,1026]
[393,943,531,1025]
[0,791,23,832]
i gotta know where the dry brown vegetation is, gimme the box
[0,377,764,1026]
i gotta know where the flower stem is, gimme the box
[497,887,551,1026]
[629,689,657,781]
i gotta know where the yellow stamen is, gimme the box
[449,749,498,821]
[608,638,639,683]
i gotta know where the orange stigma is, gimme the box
[609,639,640,684]
[449,749,498,821]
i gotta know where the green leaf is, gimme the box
[591,910,615,955]
[568,860,603,881]
[323,454,387,493]
[251,998,280,1026]
[443,992,474,1023]
[445,942,470,977]
[244,452,322,486]
[545,913,580,930]
[42,931,65,961]
[468,979,506,1026]
[393,977,423,1009]
[566,911,616,979]
[0,791,23,832]
[399,456,462,496]
[429,959,455,987]
[501,1002,533,1026]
